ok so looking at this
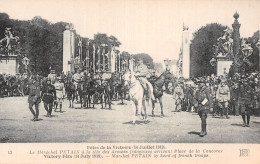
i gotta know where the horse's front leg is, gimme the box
[69,98,71,108]
[101,93,104,109]
[152,100,155,117]
[104,93,107,108]
[159,97,164,117]
[80,95,83,108]
[131,101,137,124]
[72,95,75,108]
[142,99,148,123]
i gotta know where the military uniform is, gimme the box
[135,61,155,101]
[28,81,41,121]
[41,80,56,117]
[183,85,194,112]
[48,70,57,84]
[173,85,184,112]
[216,82,230,119]
[239,82,253,127]
[230,83,240,116]
[53,79,65,112]
[73,72,83,90]
[194,83,213,137]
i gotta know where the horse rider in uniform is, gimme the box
[194,80,213,137]
[148,70,157,86]
[73,69,84,101]
[73,69,84,90]
[28,77,41,121]
[216,77,231,119]
[41,79,56,118]
[135,58,155,101]
[53,77,65,112]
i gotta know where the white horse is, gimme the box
[123,71,152,124]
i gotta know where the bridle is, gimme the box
[125,73,136,90]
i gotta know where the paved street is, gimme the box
[0,94,260,143]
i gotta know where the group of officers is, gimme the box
[25,59,260,139]
[27,58,154,121]
[28,69,87,121]
[173,72,259,137]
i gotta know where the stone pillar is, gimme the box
[92,43,96,73]
[118,53,121,72]
[63,26,75,74]
[86,38,89,72]
[108,46,112,72]
[98,46,101,72]
[115,52,117,72]
[182,24,190,78]
[232,12,241,73]
[102,47,106,71]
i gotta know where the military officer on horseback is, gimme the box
[73,69,84,90]
[73,69,84,102]
[135,58,155,101]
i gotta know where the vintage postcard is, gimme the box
[0,0,259,163]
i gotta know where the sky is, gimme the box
[1,0,260,63]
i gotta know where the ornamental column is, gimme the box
[232,12,241,73]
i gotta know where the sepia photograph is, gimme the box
[0,0,260,163]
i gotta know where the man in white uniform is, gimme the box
[53,77,65,112]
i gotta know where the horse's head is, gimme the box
[123,70,133,88]
[164,71,175,82]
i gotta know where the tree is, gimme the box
[247,30,260,72]
[133,53,154,69]
[190,23,227,77]
[154,62,164,74]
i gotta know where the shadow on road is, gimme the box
[117,103,127,105]
[0,119,15,121]
[148,115,170,118]
[42,115,58,118]
[101,108,115,110]
[252,121,260,124]
[231,123,242,126]
[54,111,66,113]
[123,120,151,125]
[32,118,43,121]
[188,131,200,136]
[0,136,15,143]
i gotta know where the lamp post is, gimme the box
[22,56,30,74]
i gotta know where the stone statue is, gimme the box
[0,27,19,55]
[241,39,253,59]
[215,28,233,57]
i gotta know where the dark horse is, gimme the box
[149,70,176,117]
[64,78,76,108]
[92,76,112,109]
[0,74,7,97]
[111,72,127,104]
[78,77,96,108]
